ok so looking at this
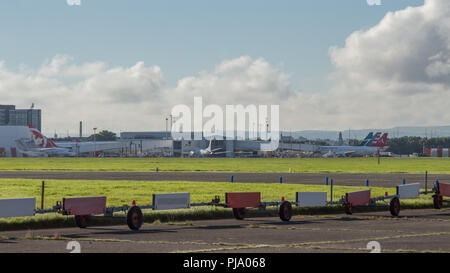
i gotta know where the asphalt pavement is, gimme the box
[1,209,449,253]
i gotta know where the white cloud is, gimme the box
[168,0,450,131]
[426,53,450,78]
[1,0,449,134]
[0,57,166,134]
[172,56,292,105]
[323,0,450,129]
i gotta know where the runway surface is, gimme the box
[0,171,448,187]
[1,209,449,253]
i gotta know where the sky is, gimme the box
[2,0,449,136]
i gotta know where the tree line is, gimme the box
[345,136,450,155]
[53,130,117,142]
[386,137,450,155]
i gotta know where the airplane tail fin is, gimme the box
[47,138,57,148]
[360,132,374,146]
[365,132,381,146]
[28,125,58,148]
[370,133,388,147]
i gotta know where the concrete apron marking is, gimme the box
[245,224,416,234]
[11,235,257,248]
[292,214,450,223]
[173,231,450,253]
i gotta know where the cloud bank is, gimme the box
[1,0,449,134]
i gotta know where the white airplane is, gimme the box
[15,139,76,157]
[187,140,231,157]
[14,126,76,157]
[319,133,388,157]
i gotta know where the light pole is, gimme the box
[165,117,168,139]
[93,127,97,157]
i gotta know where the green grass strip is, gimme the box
[0,178,444,231]
[1,157,450,174]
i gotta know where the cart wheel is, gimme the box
[232,208,246,220]
[344,203,352,215]
[389,197,400,216]
[279,201,292,222]
[127,206,143,230]
[433,195,443,209]
[75,215,90,228]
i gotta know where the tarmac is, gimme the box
[0,209,449,253]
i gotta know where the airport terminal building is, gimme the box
[118,131,318,158]
[0,105,328,158]
[0,105,41,131]
[0,126,31,157]
[0,105,42,157]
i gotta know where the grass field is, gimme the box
[1,157,450,173]
[0,178,440,230]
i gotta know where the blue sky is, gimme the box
[0,0,424,92]
[5,0,446,134]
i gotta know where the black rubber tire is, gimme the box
[127,206,144,230]
[74,215,90,228]
[344,203,352,215]
[232,208,246,220]
[279,201,292,222]
[389,197,400,216]
[433,195,443,209]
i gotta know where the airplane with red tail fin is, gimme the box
[369,132,388,147]
[320,132,388,157]
[14,126,76,157]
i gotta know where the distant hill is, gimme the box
[285,126,450,140]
